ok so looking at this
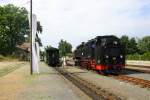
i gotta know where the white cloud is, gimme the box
[1,0,150,49]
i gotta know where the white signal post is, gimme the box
[30,0,39,75]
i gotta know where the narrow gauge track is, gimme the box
[66,62,150,74]
[109,75,150,89]
[75,66,150,89]
[126,64,150,74]
[125,68,150,74]
[126,64,150,69]
[55,67,122,100]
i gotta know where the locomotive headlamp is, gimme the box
[114,41,117,45]
[98,59,101,63]
[82,52,83,55]
[113,57,116,60]
[120,55,123,58]
[105,55,109,58]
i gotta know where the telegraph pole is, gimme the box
[30,0,33,75]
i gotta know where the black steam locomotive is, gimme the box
[46,47,60,67]
[74,35,125,74]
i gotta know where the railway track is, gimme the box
[55,67,122,100]
[126,64,150,69]
[109,75,150,89]
[125,64,150,74]
[125,68,150,74]
[76,66,150,89]
[67,61,150,74]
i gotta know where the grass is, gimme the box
[0,55,7,61]
[0,62,25,77]
[0,55,18,62]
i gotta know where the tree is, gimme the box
[138,36,150,54]
[120,35,139,54]
[128,37,138,54]
[0,4,43,56]
[0,4,29,55]
[120,35,129,54]
[58,39,72,57]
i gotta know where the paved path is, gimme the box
[0,62,90,100]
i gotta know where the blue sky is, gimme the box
[1,0,150,49]
[139,4,150,16]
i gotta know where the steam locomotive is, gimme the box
[46,47,60,67]
[74,35,125,74]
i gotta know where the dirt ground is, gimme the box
[0,62,90,100]
[0,62,29,100]
[0,61,23,70]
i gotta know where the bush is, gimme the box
[0,55,18,61]
[0,55,6,61]
[127,52,150,61]
[141,52,150,60]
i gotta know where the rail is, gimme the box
[110,75,150,89]
[126,64,150,69]
[55,67,122,100]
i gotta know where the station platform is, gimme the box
[0,62,90,100]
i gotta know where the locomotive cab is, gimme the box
[95,36,125,74]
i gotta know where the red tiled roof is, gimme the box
[16,43,30,52]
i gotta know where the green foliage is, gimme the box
[138,36,150,54]
[127,53,141,60]
[128,37,138,54]
[142,52,150,60]
[120,35,150,60]
[0,55,6,61]
[127,52,150,61]
[0,4,29,55]
[58,39,72,57]
[120,35,138,54]
[120,35,129,54]
[0,55,18,61]
[0,4,43,56]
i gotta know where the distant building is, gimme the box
[14,30,42,61]
[15,43,30,61]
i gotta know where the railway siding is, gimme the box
[123,69,150,81]
[110,75,150,88]
[127,60,150,67]
[63,66,150,100]
[56,67,121,100]
[125,65,150,74]
[125,60,150,73]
